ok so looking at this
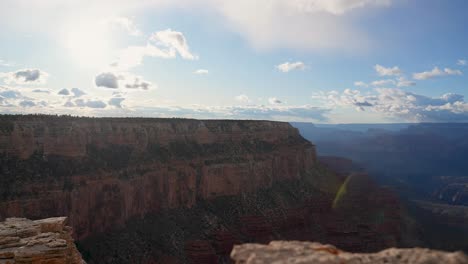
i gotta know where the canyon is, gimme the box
[0,115,404,263]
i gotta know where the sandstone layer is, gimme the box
[0,217,85,264]
[0,116,316,240]
[231,241,468,264]
[0,116,404,263]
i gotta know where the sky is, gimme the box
[0,0,468,123]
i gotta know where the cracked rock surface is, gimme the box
[0,217,85,264]
[231,241,468,264]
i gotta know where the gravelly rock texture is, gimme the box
[231,241,468,264]
[0,217,85,264]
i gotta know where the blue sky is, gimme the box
[0,0,467,123]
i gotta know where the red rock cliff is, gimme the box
[0,116,318,240]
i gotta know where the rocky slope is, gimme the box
[231,241,468,264]
[0,216,85,264]
[0,115,404,263]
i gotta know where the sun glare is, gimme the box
[61,21,112,69]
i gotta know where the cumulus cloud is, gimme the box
[1,68,49,84]
[0,86,48,108]
[276,61,306,72]
[194,69,209,75]
[115,29,197,69]
[150,29,198,60]
[109,97,125,108]
[413,67,462,80]
[374,64,401,76]
[58,88,70,95]
[396,77,416,87]
[124,76,151,90]
[19,100,37,107]
[58,88,86,97]
[268,97,282,105]
[95,72,152,90]
[457,59,467,66]
[95,72,119,89]
[65,98,107,108]
[235,94,250,103]
[321,88,468,122]
[71,88,86,97]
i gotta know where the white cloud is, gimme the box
[1,69,49,84]
[194,69,209,75]
[320,87,468,122]
[150,29,198,60]
[71,88,86,97]
[108,97,125,108]
[413,67,462,80]
[268,97,282,104]
[213,0,394,52]
[130,104,330,122]
[65,98,107,108]
[95,72,153,90]
[396,77,416,87]
[444,68,463,76]
[0,86,48,108]
[95,72,119,88]
[286,0,393,15]
[276,61,306,73]
[124,76,152,90]
[235,94,250,103]
[104,16,141,36]
[31,89,50,94]
[374,64,402,76]
[58,88,70,95]
[354,81,368,87]
[115,29,197,70]
[0,0,395,54]
[371,79,395,87]
[457,59,467,66]
[58,88,86,97]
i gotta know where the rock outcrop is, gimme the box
[231,241,468,264]
[0,115,405,263]
[0,217,85,264]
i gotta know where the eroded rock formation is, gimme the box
[0,116,317,240]
[231,241,468,264]
[0,217,85,264]
[0,115,405,263]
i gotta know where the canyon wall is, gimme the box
[0,116,318,240]
[0,116,404,263]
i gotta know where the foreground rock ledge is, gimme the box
[231,241,468,264]
[0,217,85,264]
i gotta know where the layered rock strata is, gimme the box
[0,217,85,264]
